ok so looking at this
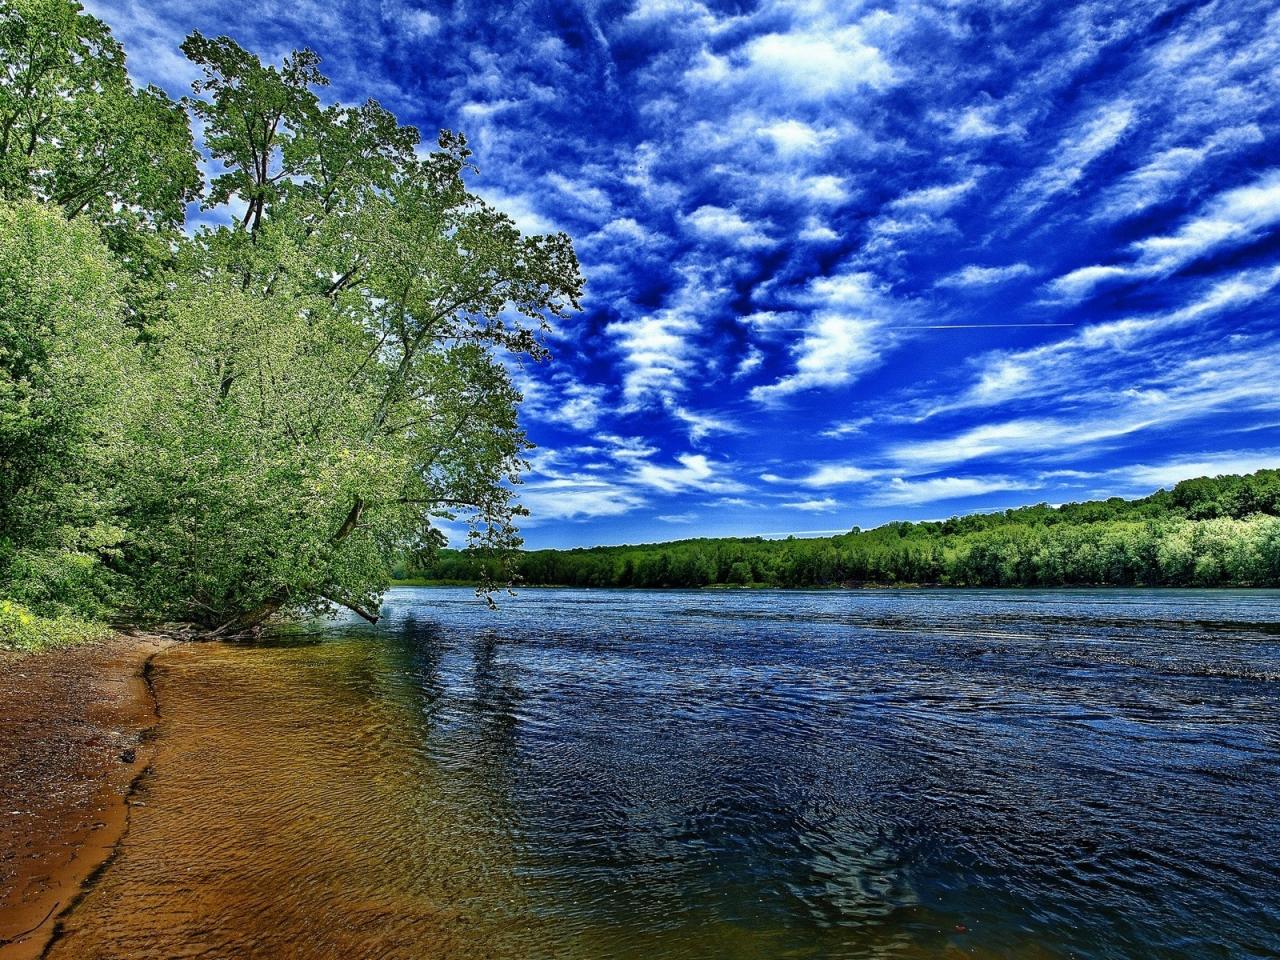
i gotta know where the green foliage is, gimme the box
[0,598,109,651]
[103,35,580,631]
[405,471,1280,590]
[0,0,201,243]
[180,31,326,232]
[0,199,130,620]
[0,15,582,635]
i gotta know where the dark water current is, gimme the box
[47,588,1280,959]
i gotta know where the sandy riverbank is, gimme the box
[0,632,174,960]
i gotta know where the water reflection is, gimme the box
[46,588,1280,959]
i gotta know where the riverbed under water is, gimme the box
[47,588,1280,959]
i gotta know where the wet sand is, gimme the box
[0,633,173,960]
[38,639,545,960]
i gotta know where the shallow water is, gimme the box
[49,588,1280,959]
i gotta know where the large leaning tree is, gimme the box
[111,34,582,634]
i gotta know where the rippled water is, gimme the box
[50,588,1280,959]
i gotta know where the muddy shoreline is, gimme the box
[0,633,174,960]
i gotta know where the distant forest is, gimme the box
[399,470,1280,589]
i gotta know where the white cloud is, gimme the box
[588,216,660,248]
[557,382,608,431]
[734,22,895,98]
[459,98,521,120]
[474,187,563,235]
[967,266,1280,410]
[684,204,775,248]
[1046,264,1132,300]
[624,0,720,28]
[1125,452,1280,489]
[942,99,1024,141]
[669,404,742,443]
[657,512,696,523]
[739,310,802,334]
[819,417,874,439]
[796,175,851,204]
[868,475,1029,506]
[607,310,691,402]
[519,477,645,522]
[781,496,840,512]
[890,418,1154,471]
[605,261,730,405]
[1049,168,1280,299]
[752,312,885,403]
[799,216,840,242]
[633,453,742,494]
[1131,167,1280,270]
[888,176,977,214]
[756,118,836,155]
[750,269,906,403]
[513,370,609,432]
[935,263,1035,289]
[1092,124,1264,223]
[898,338,1280,471]
[732,345,764,380]
[1010,101,1136,217]
[595,433,659,461]
[546,171,613,216]
[799,464,877,487]
[402,9,440,37]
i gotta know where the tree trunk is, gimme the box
[198,499,370,638]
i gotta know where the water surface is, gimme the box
[50,588,1280,958]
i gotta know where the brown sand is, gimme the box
[0,632,173,960]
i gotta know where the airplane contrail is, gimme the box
[903,323,1077,329]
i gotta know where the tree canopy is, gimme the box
[0,0,200,240]
[404,470,1280,590]
[0,1,582,642]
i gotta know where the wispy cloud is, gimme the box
[669,404,744,443]
[520,476,646,522]
[798,464,878,488]
[1006,101,1136,220]
[633,453,744,494]
[1124,451,1280,489]
[868,475,1031,506]
[781,496,840,513]
[819,417,874,439]
[961,266,1280,409]
[684,205,775,249]
[688,17,898,100]
[936,263,1035,289]
[1049,169,1280,300]
[750,269,908,403]
[1090,124,1264,223]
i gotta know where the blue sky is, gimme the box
[90,0,1280,548]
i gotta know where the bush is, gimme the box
[0,599,110,653]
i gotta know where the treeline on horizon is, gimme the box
[0,2,579,649]
[400,470,1280,589]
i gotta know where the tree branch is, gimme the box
[320,591,379,623]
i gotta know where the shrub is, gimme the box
[0,599,110,653]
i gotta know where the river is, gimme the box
[46,587,1280,958]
